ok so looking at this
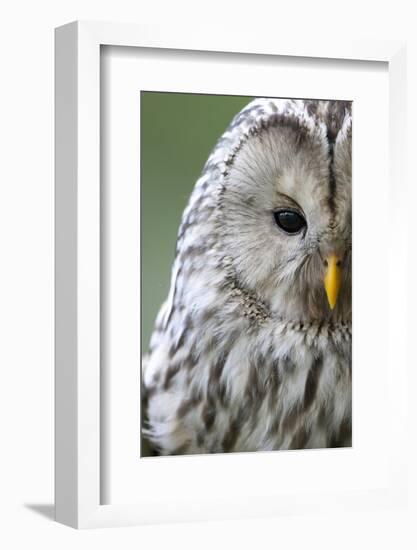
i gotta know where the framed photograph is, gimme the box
[55,21,408,528]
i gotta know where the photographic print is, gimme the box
[141,92,352,457]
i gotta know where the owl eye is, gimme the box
[273,209,306,234]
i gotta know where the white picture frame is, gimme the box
[55,21,407,529]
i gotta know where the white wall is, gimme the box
[0,1,416,547]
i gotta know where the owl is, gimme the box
[142,98,352,455]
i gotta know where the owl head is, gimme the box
[169,98,352,331]
[215,99,352,324]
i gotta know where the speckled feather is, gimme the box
[142,98,352,455]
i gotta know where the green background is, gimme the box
[141,92,253,351]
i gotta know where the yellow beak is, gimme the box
[324,254,342,310]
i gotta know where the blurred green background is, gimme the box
[141,92,253,351]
